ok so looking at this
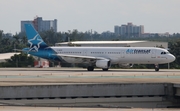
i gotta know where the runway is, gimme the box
[0,106,179,111]
[0,68,180,86]
[0,68,180,111]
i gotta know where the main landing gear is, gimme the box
[102,68,108,71]
[87,67,109,71]
[87,66,94,71]
[154,64,159,71]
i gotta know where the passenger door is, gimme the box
[121,50,125,58]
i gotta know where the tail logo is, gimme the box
[28,34,43,52]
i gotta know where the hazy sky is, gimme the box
[0,0,179,34]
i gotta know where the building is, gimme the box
[0,53,20,62]
[55,41,168,49]
[21,16,57,32]
[141,32,170,38]
[0,53,49,68]
[114,23,144,37]
[101,31,114,37]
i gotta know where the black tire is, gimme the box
[102,68,108,71]
[155,68,159,71]
[154,64,159,71]
[87,66,94,71]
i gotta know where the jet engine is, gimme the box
[95,60,110,68]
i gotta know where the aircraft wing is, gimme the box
[55,54,109,63]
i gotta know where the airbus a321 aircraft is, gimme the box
[23,24,175,71]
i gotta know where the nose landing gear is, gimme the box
[154,64,159,71]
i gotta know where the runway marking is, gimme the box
[0,75,180,79]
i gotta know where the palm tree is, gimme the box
[21,36,27,45]
[0,30,3,40]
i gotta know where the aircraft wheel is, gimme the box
[87,66,94,71]
[102,68,108,71]
[154,64,159,71]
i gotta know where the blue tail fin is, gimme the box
[24,23,48,52]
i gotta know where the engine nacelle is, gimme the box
[96,60,110,68]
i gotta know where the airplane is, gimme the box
[23,23,176,71]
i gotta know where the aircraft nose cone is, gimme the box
[169,54,176,62]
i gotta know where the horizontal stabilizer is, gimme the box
[13,49,23,52]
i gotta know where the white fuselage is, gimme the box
[51,47,175,65]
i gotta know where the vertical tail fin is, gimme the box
[24,23,48,52]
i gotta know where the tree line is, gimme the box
[0,29,180,68]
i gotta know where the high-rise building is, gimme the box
[114,26,119,36]
[114,23,144,37]
[21,16,57,32]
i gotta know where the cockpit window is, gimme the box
[161,51,169,54]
